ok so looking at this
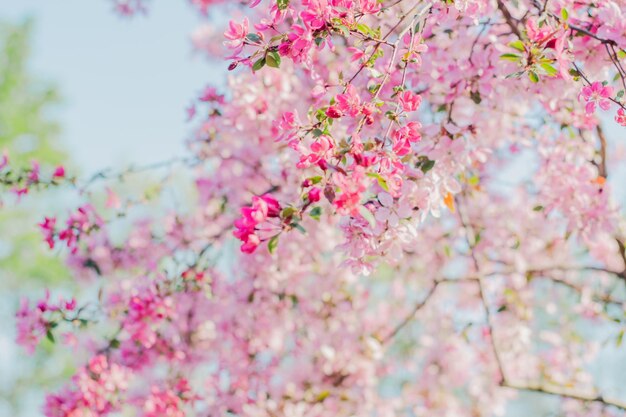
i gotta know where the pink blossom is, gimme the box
[52,165,65,178]
[234,194,281,253]
[359,0,381,14]
[39,216,57,249]
[580,82,613,114]
[398,90,422,112]
[223,18,249,53]
[336,84,361,117]
[297,135,334,168]
[15,297,47,354]
[300,0,330,30]
[347,47,364,62]
[28,161,40,183]
[199,86,225,103]
[526,18,552,43]
[106,187,122,209]
[143,386,185,417]
[391,121,422,156]
[278,24,312,63]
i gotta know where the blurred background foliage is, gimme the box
[0,19,75,417]
[0,18,68,287]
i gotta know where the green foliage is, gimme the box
[0,19,68,289]
[0,19,65,165]
[0,20,72,417]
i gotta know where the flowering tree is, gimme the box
[5,0,626,415]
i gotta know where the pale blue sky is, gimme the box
[1,0,222,172]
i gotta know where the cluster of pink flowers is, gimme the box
[233,194,281,253]
[142,380,193,417]
[15,291,77,354]
[8,0,626,416]
[38,205,103,253]
[124,287,174,349]
[43,355,129,417]
[223,0,385,68]
[0,153,65,199]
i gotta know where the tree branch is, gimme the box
[496,0,522,39]
[456,195,507,383]
[502,381,626,411]
[382,280,439,343]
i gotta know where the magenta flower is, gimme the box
[233,194,281,253]
[308,187,321,202]
[52,165,65,178]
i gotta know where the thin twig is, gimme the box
[502,382,626,410]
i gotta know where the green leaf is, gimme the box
[309,176,323,184]
[533,205,544,211]
[356,23,371,36]
[309,206,322,220]
[505,71,525,79]
[311,128,324,137]
[540,62,558,77]
[508,40,525,52]
[368,83,381,95]
[281,206,297,219]
[245,33,261,43]
[528,71,539,83]
[561,8,569,21]
[500,53,521,62]
[617,90,625,100]
[470,91,482,104]
[419,159,436,173]
[268,235,279,254]
[266,51,281,68]
[366,172,388,191]
[252,58,266,71]
[291,222,307,234]
[46,329,55,343]
[277,0,290,10]
[335,24,349,37]
[316,390,330,402]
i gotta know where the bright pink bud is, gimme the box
[308,187,321,202]
[53,165,65,178]
[325,106,342,119]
